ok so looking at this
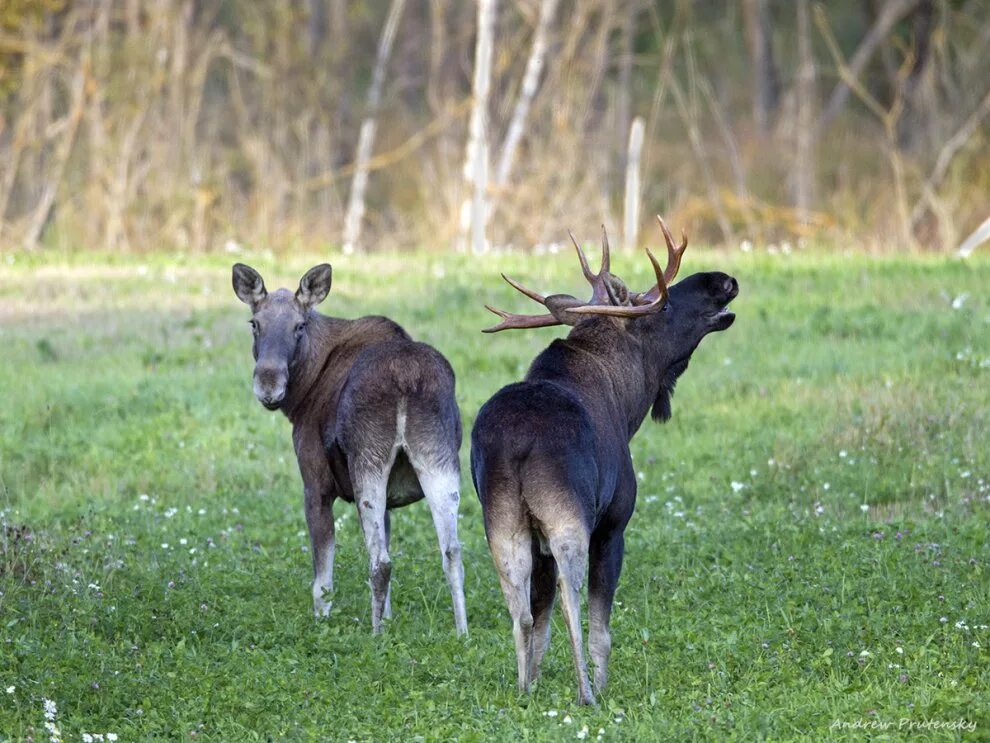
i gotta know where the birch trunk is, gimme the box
[623,117,644,250]
[494,0,559,189]
[342,0,407,254]
[458,0,497,254]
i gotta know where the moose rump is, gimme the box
[471,380,611,704]
[333,339,462,509]
[329,339,465,632]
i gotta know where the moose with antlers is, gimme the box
[232,263,467,636]
[471,218,738,704]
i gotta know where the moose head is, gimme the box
[231,263,333,410]
[483,216,738,420]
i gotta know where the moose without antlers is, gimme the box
[471,218,738,704]
[232,263,467,635]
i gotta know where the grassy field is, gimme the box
[0,247,988,741]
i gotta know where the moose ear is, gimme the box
[544,294,585,326]
[232,263,267,309]
[296,264,333,309]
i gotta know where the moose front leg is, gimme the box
[295,429,337,617]
[306,486,336,617]
[588,529,625,693]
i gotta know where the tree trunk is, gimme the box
[341,0,407,254]
[623,117,644,250]
[307,0,327,58]
[24,65,87,250]
[742,0,779,136]
[493,0,559,189]
[794,0,815,220]
[896,0,935,150]
[458,0,497,254]
[615,2,637,171]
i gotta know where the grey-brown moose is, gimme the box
[471,218,738,704]
[232,263,467,635]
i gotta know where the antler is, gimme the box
[566,246,670,317]
[482,304,562,333]
[634,215,688,305]
[482,227,614,332]
[482,218,687,331]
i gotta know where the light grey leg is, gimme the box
[355,473,391,634]
[490,528,534,690]
[549,529,595,705]
[414,467,468,636]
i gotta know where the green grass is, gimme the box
[1,247,988,741]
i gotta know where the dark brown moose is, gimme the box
[471,218,738,703]
[232,263,467,635]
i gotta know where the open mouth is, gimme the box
[706,305,736,329]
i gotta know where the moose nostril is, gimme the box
[725,277,738,295]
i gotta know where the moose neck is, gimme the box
[526,318,667,441]
[280,311,351,423]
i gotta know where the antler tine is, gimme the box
[656,214,688,284]
[482,304,561,333]
[567,247,669,317]
[600,224,611,274]
[633,215,688,304]
[501,273,547,305]
[568,229,598,283]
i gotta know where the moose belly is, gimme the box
[385,449,425,508]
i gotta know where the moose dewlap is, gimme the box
[232,263,467,636]
[471,218,738,704]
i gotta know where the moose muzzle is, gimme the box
[253,362,288,409]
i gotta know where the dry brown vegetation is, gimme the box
[1,0,988,253]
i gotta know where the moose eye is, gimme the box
[295,322,307,336]
[249,319,259,333]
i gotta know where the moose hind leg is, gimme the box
[549,528,595,705]
[588,531,624,693]
[355,473,391,634]
[528,541,558,682]
[383,510,393,620]
[490,526,535,692]
[415,466,468,636]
